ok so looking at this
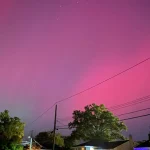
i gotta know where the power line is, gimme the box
[112,98,150,111]
[56,58,150,104]
[56,95,150,122]
[56,125,68,128]
[109,95,150,110]
[109,96,150,111]
[57,117,72,122]
[26,57,150,127]
[121,113,150,121]
[57,112,150,130]
[38,99,150,131]
[57,127,71,130]
[25,103,56,128]
[37,98,150,131]
[118,107,150,117]
[56,120,66,126]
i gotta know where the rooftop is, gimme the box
[135,140,150,148]
[73,139,129,149]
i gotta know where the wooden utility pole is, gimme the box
[53,104,57,150]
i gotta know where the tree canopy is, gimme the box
[0,110,25,150]
[68,103,127,141]
[64,135,79,149]
[35,131,64,148]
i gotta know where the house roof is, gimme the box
[73,139,129,149]
[135,140,150,148]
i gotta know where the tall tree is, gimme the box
[35,131,64,147]
[69,104,127,141]
[0,110,25,150]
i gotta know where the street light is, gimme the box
[28,136,32,150]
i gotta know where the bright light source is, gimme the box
[28,136,31,139]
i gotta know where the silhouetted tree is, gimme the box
[35,131,64,148]
[0,110,25,150]
[69,104,127,141]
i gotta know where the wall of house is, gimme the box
[114,141,133,150]
[73,146,85,150]
[83,143,132,150]
[85,147,91,150]
[93,149,112,150]
[89,146,113,150]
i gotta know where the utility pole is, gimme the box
[28,136,32,150]
[53,104,57,150]
[31,130,34,138]
[28,130,33,150]
[29,137,32,150]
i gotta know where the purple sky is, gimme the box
[0,0,150,140]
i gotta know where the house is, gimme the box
[40,143,62,150]
[72,135,133,150]
[134,140,147,147]
[134,134,150,150]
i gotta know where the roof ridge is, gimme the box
[73,139,129,148]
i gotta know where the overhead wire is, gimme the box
[56,58,150,104]
[118,107,150,117]
[36,98,150,131]
[25,103,56,128]
[28,95,150,129]
[56,120,66,126]
[26,57,150,127]
[56,112,150,130]
[56,95,150,122]
[121,113,150,121]
[109,95,150,111]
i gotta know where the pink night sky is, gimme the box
[0,0,150,140]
